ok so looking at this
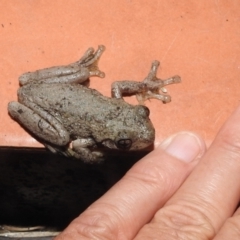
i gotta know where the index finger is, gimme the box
[56,132,205,240]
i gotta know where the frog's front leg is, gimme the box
[111,61,181,104]
[67,138,103,163]
[19,45,105,86]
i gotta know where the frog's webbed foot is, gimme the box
[66,138,104,163]
[111,60,181,104]
[77,45,106,78]
[140,61,181,103]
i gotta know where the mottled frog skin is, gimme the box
[8,45,181,163]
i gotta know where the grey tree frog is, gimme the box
[8,45,181,163]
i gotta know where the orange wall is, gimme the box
[1,0,240,148]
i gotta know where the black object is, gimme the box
[0,147,148,234]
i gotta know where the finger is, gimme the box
[56,132,205,240]
[213,207,240,239]
[135,105,240,240]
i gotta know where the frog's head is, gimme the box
[102,105,155,151]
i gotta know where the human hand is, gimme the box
[56,106,240,240]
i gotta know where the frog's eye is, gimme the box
[136,105,150,118]
[116,139,132,150]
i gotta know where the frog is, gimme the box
[8,45,181,163]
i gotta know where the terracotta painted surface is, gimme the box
[1,0,240,148]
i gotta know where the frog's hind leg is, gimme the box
[111,60,181,104]
[19,65,92,86]
[8,101,70,147]
[19,45,105,86]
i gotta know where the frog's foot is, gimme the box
[67,138,104,163]
[111,60,181,104]
[77,45,106,78]
[143,60,181,100]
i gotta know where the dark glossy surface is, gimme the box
[0,147,148,230]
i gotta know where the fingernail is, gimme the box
[159,132,205,162]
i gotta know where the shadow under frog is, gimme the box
[8,45,181,163]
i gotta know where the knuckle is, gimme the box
[66,207,126,240]
[153,203,216,240]
[126,164,176,198]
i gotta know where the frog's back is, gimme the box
[18,82,130,128]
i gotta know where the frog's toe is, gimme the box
[81,151,104,163]
[173,75,181,83]
[89,69,105,78]
[92,151,103,158]
[162,95,171,103]
[91,151,104,162]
